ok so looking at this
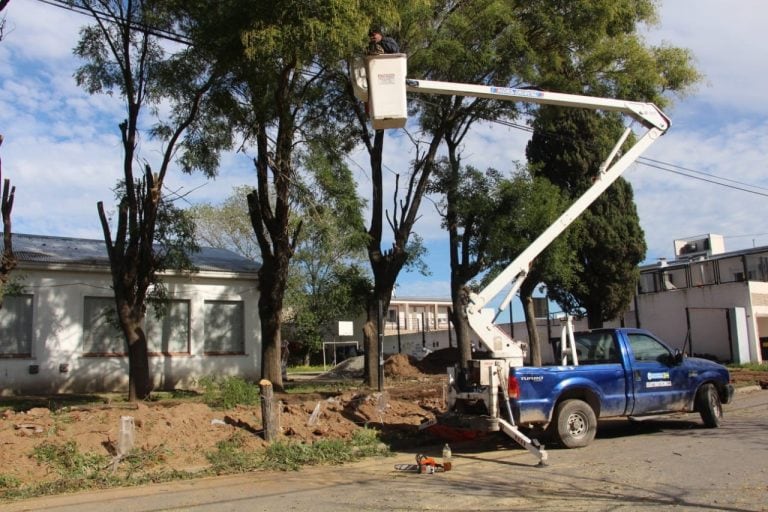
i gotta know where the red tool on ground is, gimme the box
[394,454,445,474]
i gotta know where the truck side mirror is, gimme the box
[673,349,685,365]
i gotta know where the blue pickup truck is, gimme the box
[508,328,735,448]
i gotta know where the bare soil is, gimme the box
[0,351,764,490]
[0,353,449,487]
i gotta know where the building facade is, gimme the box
[0,234,261,395]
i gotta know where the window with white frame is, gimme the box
[83,296,126,355]
[0,295,33,357]
[204,300,245,354]
[146,300,190,355]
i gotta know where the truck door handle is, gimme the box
[633,370,641,381]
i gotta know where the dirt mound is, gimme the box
[383,354,422,378]
[417,347,460,374]
[0,383,445,489]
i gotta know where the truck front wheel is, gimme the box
[696,383,723,428]
[552,399,597,448]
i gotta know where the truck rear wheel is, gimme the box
[696,383,723,428]
[552,399,597,448]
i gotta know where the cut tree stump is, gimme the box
[259,379,279,441]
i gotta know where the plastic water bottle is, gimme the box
[442,443,452,471]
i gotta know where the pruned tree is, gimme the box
[73,0,231,400]
[0,0,9,43]
[0,134,17,306]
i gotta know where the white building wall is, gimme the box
[1,266,260,395]
[634,281,755,361]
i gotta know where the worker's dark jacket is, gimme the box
[380,36,400,54]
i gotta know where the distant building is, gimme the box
[0,234,261,395]
[634,233,766,363]
[499,234,766,365]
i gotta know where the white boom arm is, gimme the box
[404,78,669,364]
[355,56,670,365]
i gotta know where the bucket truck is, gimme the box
[352,54,671,464]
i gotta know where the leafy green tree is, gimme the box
[414,0,700,356]
[73,0,230,400]
[523,0,701,328]
[189,186,259,261]
[411,0,536,367]
[485,172,574,365]
[430,162,506,365]
[230,1,393,389]
[283,143,370,363]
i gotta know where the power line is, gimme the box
[35,0,192,45]
[411,96,768,198]
[639,156,768,193]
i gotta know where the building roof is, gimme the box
[5,233,261,274]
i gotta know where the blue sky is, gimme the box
[2,0,768,312]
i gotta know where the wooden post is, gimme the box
[259,379,278,442]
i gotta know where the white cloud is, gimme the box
[649,0,768,118]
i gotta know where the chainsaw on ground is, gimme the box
[394,454,445,474]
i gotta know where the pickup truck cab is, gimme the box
[509,328,735,448]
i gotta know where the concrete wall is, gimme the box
[634,281,758,362]
[0,266,260,395]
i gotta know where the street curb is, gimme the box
[734,385,762,394]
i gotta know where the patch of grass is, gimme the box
[198,376,261,409]
[205,427,389,474]
[0,474,20,490]
[728,362,768,372]
[287,364,326,373]
[122,445,171,475]
[32,441,108,479]
[3,428,391,502]
[205,433,261,473]
[260,427,389,471]
[0,469,204,502]
[0,394,107,413]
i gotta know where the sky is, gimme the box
[2,0,768,311]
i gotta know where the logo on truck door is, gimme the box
[646,371,671,388]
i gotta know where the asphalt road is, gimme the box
[5,388,767,512]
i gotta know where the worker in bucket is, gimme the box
[367,28,399,55]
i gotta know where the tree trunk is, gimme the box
[122,316,152,401]
[450,285,472,368]
[0,136,16,307]
[256,256,288,391]
[587,304,603,329]
[362,288,392,389]
[520,280,542,366]
[363,316,378,388]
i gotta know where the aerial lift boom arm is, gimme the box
[402,77,670,363]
